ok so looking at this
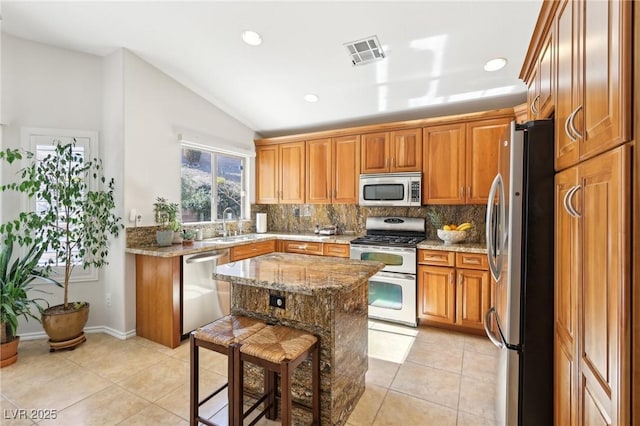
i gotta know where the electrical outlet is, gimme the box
[105,293,112,307]
[269,294,285,309]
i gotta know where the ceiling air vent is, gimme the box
[344,35,385,66]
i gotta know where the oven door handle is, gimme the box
[372,271,416,281]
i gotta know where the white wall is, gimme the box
[2,33,258,337]
[1,33,108,334]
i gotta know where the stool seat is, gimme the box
[194,315,267,347]
[240,325,318,363]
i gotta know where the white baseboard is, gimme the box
[18,326,137,341]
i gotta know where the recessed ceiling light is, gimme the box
[242,30,262,46]
[303,94,319,103]
[484,57,507,72]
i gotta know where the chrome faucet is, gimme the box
[222,207,234,237]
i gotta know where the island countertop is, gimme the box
[213,252,384,295]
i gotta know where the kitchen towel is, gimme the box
[256,213,267,233]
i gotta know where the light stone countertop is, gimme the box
[417,239,487,253]
[125,232,357,257]
[214,252,384,295]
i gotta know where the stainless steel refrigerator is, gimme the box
[485,119,554,426]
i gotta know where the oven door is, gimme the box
[349,245,416,274]
[368,271,417,327]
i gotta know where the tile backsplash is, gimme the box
[261,204,487,243]
[126,203,487,247]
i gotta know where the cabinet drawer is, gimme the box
[418,249,455,267]
[279,240,324,256]
[323,243,350,258]
[455,252,488,270]
[230,240,276,261]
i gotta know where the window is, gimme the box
[181,146,247,223]
[22,127,99,282]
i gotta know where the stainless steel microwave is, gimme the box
[358,172,422,206]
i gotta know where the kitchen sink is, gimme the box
[202,233,269,244]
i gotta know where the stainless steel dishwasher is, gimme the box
[182,249,230,335]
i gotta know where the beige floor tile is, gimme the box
[118,404,189,426]
[0,396,36,425]
[365,357,400,388]
[38,385,149,426]
[457,410,497,425]
[415,326,466,349]
[405,338,464,373]
[117,356,190,402]
[373,390,457,426]
[347,384,387,426]
[129,336,177,355]
[458,376,496,421]
[7,368,112,412]
[154,369,227,420]
[368,329,415,364]
[390,361,461,409]
[464,335,500,357]
[0,354,81,391]
[462,351,498,384]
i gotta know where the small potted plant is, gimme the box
[153,197,181,246]
[0,241,60,366]
[181,229,196,245]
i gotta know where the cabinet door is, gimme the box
[323,243,349,258]
[456,268,490,330]
[422,123,466,205]
[578,0,631,162]
[554,0,580,171]
[417,265,455,325]
[279,142,305,204]
[466,118,508,204]
[526,67,539,121]
[555,167,579,426]
[361,132,389,173]
[306,138,332,204]
[333,135,360,204]
[255,145,279,204]
[279,240,323,256]
[577,146,630,426]
[390,128,422,172]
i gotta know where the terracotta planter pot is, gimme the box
[42,303,90,342]
[0,336,20,368]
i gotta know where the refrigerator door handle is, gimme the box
[484,307,521,352]
[486,175,504,282]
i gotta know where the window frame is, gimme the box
[180,142,250,223]
[21,126,99,283]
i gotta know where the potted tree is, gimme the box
[0,142,122,351]
[153,196,180,246]
[0,242,59,366]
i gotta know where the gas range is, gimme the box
[350,216,426,248]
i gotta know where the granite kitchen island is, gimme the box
[212,252,383,426]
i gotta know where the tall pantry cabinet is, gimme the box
[522,1,634,425]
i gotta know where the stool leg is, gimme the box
[226,344,235,426]
[265,369,277,420]
[189,334,198,426]
[232,345,243,426]
[312,343,320,425]
[280,361,292,426]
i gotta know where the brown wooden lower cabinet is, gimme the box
[278,239,323,256]
[230,240,276,261]
[554,145,631,426]
[323,243,350,258]
[417,250,490,332]
[135,255,181,348]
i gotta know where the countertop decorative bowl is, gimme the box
[437,229,468,245]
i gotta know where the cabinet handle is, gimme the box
[565,185,581,218]
[467,187,471,199]
[458,274,463,285]
[425,256,444,261]
[449,273,454,285]
[530,95,540,115]
[460,187,464,198]
[463,257,480,264]
[568,105,583,140]
[564,106,581,142]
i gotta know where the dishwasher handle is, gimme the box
[185,251,227,264]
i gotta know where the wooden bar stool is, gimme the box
[236,325,320,426]
[190,315,267,426]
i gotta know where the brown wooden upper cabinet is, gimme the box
[422,118,510,205]
[361,128,422,173]
[255,141,305,204]
[554,0,631,171]
[526,28,554,120]
[306,135,360,204]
